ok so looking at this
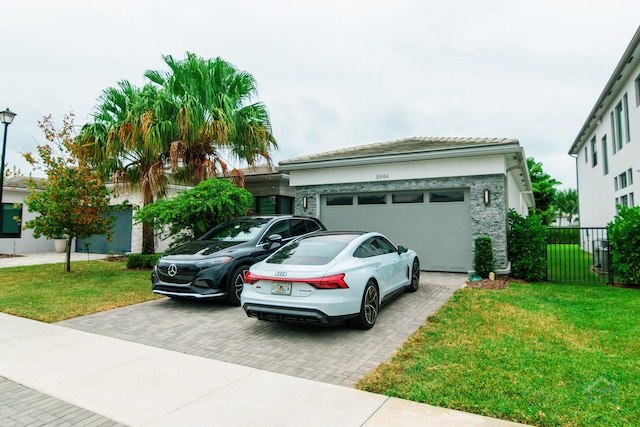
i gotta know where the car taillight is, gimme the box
[243,272,348,289]
[244,271,261,284]
[305,273,348,289]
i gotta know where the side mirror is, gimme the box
[265,234,283,249]
[398,245,408,254]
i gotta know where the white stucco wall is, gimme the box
[0,187,55,254]
[289,155,508,187]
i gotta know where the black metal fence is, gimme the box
[545,227,613,284]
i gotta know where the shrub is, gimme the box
[127,254,162,269]
[474,236,494,278]
[508,209,546,282]
[546,227,580,244]
[607,206,640,284]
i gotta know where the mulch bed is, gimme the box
[464,278,511,289]
[0,254,24,258]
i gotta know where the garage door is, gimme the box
[320,190,471,272]
[76,207,133,254]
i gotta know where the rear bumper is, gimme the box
[243,303,356,326]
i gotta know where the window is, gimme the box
[615,101,625,150]
[430,190,464,203]
[628,168,633,186]
[602,135,609,175]
[631,192,635,208]
[636,74,640,106]
[358,194,386,205]
[619,171,628,189]
[614,176,619,191]
[611,112,617,154]
[620,194,629,208]
[584,146,588,163]
[353,236,397,258]
[392,192,424,204]
[591,136,598,167]
[624,93,631,142]
[326,195,353,206]
[0,203,22,238]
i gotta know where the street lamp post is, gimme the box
[0,108,17,236]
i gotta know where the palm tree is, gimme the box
[144,53,277,185]
[553,189,579,227]
[77,81,177,254]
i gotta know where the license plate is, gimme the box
[271,282,292,295]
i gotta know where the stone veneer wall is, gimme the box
[292,174,508,271]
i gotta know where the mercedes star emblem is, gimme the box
[168,264,178,277]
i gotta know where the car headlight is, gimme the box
[195,257,232,269]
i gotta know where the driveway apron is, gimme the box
[58,272,467,387]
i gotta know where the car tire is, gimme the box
[226,265,249,307]
[349,280,379,330]
[407,258,420,292]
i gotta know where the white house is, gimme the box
[569,26,640,227]
[0,170,295,255]
[278,136,534,273]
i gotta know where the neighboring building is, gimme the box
[0,171,295,255]
[278,136,534,273]
[241,165,295,215]
[569,26,640,227]
[0,177,46,254]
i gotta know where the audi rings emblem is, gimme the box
[275,271,287,277]
[168,264,178,277]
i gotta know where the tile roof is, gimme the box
[278,136,519,165]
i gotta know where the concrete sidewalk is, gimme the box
[0,313,528,426]
[0,251,108,268]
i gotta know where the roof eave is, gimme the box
[277,142,523,172]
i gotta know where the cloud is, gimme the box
[2,0,639,191]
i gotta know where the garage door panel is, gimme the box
[320,190,471,273]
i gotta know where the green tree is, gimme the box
[145,52,277,184]
[23,114,118,272]
[553,189,578,226]
[78,81,177,254]
[527,157,561,225]
[134,178,254,248]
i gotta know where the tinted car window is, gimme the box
[261,219,291,242]
[290,219,308,236]
[354,236,397,258]
[267,234,352,265]
[305,219,322,233]
[200,218,271,242]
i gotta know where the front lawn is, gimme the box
[357,282,640,427]
[0,260,160,323]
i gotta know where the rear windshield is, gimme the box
[200,218,271,242]
[267,234,353,265]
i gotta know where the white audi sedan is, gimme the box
[241,231,420,329]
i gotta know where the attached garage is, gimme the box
[278,137,534,274]
[320,190,471,272]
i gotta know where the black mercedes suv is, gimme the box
[151,215,326,305]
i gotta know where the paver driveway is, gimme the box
[58,272,466,387]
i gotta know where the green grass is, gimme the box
[0,260,161,323]
[357,282,640,427]
[546,244,604,283]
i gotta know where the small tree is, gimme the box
[23,113,118,272]
[134,178,254,249]
[507,209,546,282]
[608,206,640,284]
[474,236,494,278]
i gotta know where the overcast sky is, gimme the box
[3,1,640,189]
